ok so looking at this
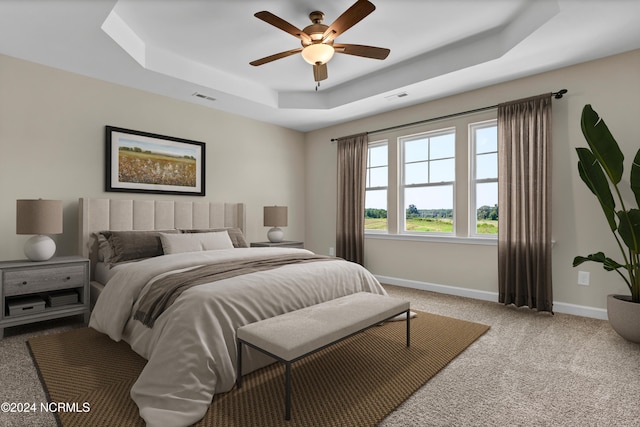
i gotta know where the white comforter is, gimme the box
[89,247,386,427]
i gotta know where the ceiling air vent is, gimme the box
[192,92,216,102]
[384,92,408,101]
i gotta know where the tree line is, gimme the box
[476,204,498,220]
[365,203,498,220]
[119,146,195,160]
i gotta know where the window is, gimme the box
[365,141,388,231]
[401,129,455,234]
[470,121,498,236]
[363,115,498,242]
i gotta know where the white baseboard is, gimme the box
[375,275,608,320]
[552,301,607,320]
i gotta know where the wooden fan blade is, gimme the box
[250,48,302,66]
[313,63,328,82]
[333,44,390,60]
[254,11,311,43]
[322,0,375,43]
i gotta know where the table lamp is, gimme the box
[264,206,287,243]
[16,199,63,261]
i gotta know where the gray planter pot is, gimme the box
[607,294,640,343]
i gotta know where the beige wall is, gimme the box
[305,49,640,312]
[0,54,306,261]
[3,49,639,314]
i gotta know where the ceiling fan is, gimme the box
[250,0,390,84]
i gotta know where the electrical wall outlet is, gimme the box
[329,247,335,256]
[578,271,590,286]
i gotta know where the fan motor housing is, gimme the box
[302,11,330,45]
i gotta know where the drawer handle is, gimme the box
[21,281,28,286]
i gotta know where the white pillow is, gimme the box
[159,231,234,254]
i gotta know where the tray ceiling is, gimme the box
[1,0,639,131]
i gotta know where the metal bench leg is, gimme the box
[406,309,411,347]
[236,340,243,388]
[285,362,291,420]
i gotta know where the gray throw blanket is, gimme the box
[134,253,338,327]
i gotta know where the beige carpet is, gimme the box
[7,285,639,426]
[27,311,488,427]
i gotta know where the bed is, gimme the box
[79,198,387,427]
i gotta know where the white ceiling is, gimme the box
[1,0,639,132]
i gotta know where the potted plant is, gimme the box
[573,104,640,343]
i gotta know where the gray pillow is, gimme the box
[181,227,248,248]
[98,230,180,266]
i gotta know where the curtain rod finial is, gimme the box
[553,89,568,99]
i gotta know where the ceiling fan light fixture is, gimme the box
[301,43,335,65]
[251,1,388,83]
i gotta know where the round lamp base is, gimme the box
[24,235,56,261]
[267,227,284,243]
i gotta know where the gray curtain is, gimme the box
[336,133,368,265]
[497,93,553,312]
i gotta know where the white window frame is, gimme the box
[469,119,498,238]
[399,128,456,236]
[365,140,389,233]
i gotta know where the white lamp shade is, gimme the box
[301,44,335,65]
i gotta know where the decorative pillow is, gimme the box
[181,227,248,248]
[96,232,113,262]
[160,231,234,254]
[97,230,180,266]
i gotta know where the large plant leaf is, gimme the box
[617,209,640,253]
[576,147,617,231]
[573,252,626,271]
[580,104,624,184]
[631,149,640,208]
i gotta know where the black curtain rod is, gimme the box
[331,89,568,142]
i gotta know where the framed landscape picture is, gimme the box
[105,126,205,196]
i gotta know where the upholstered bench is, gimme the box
[236,292,411,420]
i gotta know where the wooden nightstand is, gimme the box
[250,241,304,249]
[0,256,90,339]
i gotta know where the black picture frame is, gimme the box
[105,126,205,196]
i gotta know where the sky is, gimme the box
[118,136,197,158]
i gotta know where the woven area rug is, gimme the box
[28,311,489,427]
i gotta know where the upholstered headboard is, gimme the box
[78,198,246,279]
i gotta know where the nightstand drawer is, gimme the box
[3,264,86,296]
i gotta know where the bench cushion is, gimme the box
[236,292,409,361]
